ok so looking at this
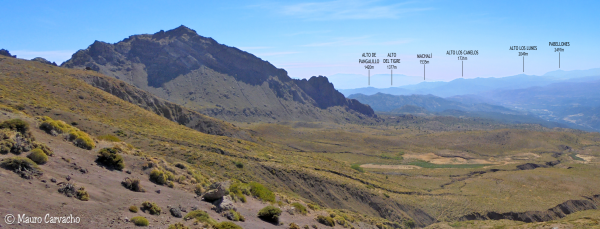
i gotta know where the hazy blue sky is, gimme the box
[2,0,599,84]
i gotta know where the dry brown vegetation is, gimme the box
[1,56,599,228]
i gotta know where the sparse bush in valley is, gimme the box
[39,116,95,149]
[27,148,48,164]
[213,222,242,229]
[0,119,29,134]
[223,209,245,222]
[258,205,282,224]
[1,156,42,179]
[316,215,335,227]
[131,216,149,226]
[249,182,275,202]
[141,201,161,215]
[184,210,216,225]
[234,161,243,168]
[122,177,145,192]
[150,169,168,185]
[96,147,124,170]
[291,202,308,215]
[228,182,249,203]
[168,222,189,229]
[76,187,89,201]
[58,182,89,201]
[307,203,321,211]
[32,141,53,156]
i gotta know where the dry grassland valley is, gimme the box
[0,25,599,229]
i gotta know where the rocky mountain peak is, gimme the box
[0,49,16,58]
[62,26,375,121]
[153,25,199,40]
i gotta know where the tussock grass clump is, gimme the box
[149,168,174,187]
[333,216,347,227]
[289,223,301,229]
[234,161,243,168]
[213,222,242,229]
[168,222,189,229]
[96,147,124,170]
[258,205,282,224]
[150,169,168,185]
[141,201,161,215]
[307,203,321,211]
[58,182,88,201]
[122,177,145,192]
[316,215,335,227]
[291,202,308,215]
[39,116,95,149]
[249,182,275,202]
[0,119,29,134]
[184,210,216,225]
[131,216,149,226]
[1,156,42,179]
[27,148,48,164]
[225,209,245,222]
[129,205,138,213]
[32,142,53,156]
[97,134,121,142]
[228,182,249,203]
[77,187,89,201]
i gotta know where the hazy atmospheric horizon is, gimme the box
[2,0,599,83]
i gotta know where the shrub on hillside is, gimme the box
[184,210,216,225]
[307,203,321,211]
[168,222,189,229]
[213,222,242,229]
[96,147,124,170]
[0,119,29,134]
[141,201,161,215]
[289,223,301,229]
[258,205,282,224]
[1,156,42,179]
[32,141,53,156]
[76,187,89,201]
[39,116,95,149]
[291,202,308,215]
[223,209,245,222]
[228,182,248,203]
[316,215,335,227]
[131,216,149,226]
[150,169,168,185]
[249,182,275,202]
[122,177,145,192]
[27,148,48,164]
[129,205,138,213]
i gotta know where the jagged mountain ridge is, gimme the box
[62,25,374,122]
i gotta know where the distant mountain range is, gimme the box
[348,93,571,129]
[341,68,600,132]
[338,68,600,97]
[62,26,375,123]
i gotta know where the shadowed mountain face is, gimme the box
[63,26,374,122]
[295,76,374,116]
